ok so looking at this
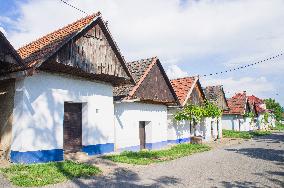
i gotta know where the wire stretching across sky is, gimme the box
[58,0,284,79]
[200,52,284,77]
[59,0,88,15]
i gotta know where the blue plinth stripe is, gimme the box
[82,143,114,155]
[10,149,64,164]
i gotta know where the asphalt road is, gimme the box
[1,132,283,188]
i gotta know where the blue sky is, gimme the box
[0,0,283,106]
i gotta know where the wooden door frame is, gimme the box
[63,102,83,154]
[139,121,146,150]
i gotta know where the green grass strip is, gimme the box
[0,160,101,187]
[103,143,211,165]
[223,130,271,139]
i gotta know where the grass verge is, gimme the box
[0,160,101,187]
[223,130,271,139]
[103,143,210,165]
[270,122,284,131]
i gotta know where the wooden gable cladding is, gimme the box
[17,13,133,86]
[204,86,229,110]
[187,81,205,106]
[43,23,129,85]
[133,62,176,104]
[0,32,24,75]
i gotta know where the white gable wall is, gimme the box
[114,102,168,151]
[11,72,115,163]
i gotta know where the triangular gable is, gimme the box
[17,12,133,86]
[204,85,229,110]
[171,77,206,106]
[0,32,25,75]
[114,57,179,105]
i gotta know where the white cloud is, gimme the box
[6,0,284,58]
[166,64,189,79]
[201,76,275,98]
[2,0,284,104]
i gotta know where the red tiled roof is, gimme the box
[224,92,247,115]
[248,95,266,114]
[170,77,198,105]
[17,12,101,67]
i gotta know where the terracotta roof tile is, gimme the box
[170,77,197,105]
[248,95,266,114]
[114,57,156,97]
[17,12,101,67]
[223,92,247,115]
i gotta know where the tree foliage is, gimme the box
[264,98,283,121]
[174,101,222,123]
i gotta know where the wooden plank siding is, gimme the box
[133,63,176,104]
[188,84,205,106]
[0,32,24,75]
[0,79,15,160]
[45,24,128,80]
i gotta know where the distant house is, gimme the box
[222,92,254,131]
[168,76,213,142]
[0,13,134,163]
[203,85,229,139]
[248,95,275,130]
[114,57,179,151]
[0,31,26,161]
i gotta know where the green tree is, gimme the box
[264,98,283,122]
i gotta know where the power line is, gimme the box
[59,0,88,15]
[201,52,284,77]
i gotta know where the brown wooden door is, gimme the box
[63,103,82,153]
[139,121,146,150]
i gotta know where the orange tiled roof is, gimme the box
[224,92,247,115]
[170,77,197,105]
[17,12,101,67]
[248,95,266,114]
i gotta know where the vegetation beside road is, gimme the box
[270,122,284,131]
[103,143,210,165]
[0,160,101,187]
[223,130,271,139]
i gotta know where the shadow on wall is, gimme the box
[55,163,182,187]
[12,77,112,162]
[171,120,191,138]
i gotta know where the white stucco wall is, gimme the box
[11,72,115,152]
[167,108,191,142]
[222,115,241,131]
[243,118,252,131]
[217,117,222,138]
[199,117,212,142]
[222,115,253,132]
[114,102,168,150]
[167,108,221,142]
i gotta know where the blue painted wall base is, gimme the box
[167,137,191,144]
[82,143,114,155]
[118,138,191,152]
[10,149,64,164]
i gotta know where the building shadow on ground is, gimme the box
[55,162,182,188]
[225,132,284,164]
[226,147,284,163]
